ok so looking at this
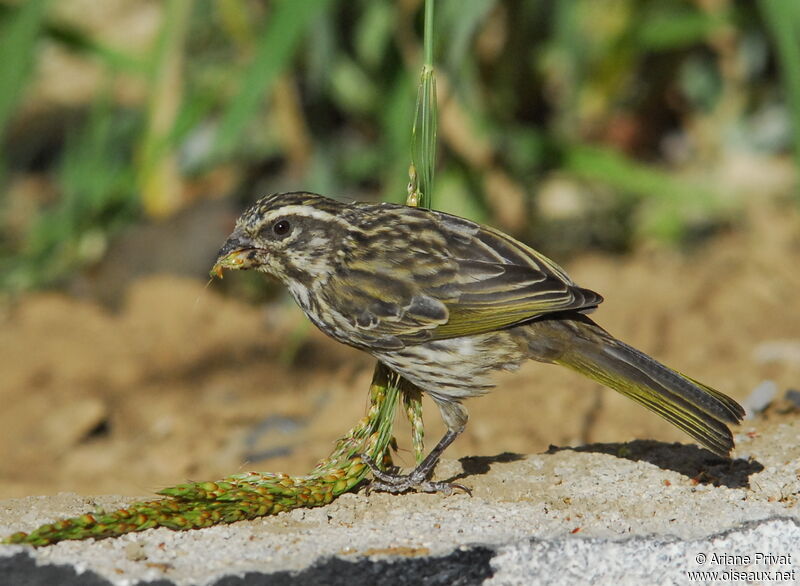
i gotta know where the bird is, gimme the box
[212,191,744,494]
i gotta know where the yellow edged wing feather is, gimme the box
[330,207,603,348]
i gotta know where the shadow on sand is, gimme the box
[546,440,763,489]
[446,441,763,489]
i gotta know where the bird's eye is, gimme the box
[272,220,291,236]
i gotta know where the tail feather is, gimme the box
[541,318,744,457]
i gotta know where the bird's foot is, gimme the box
[360,453,471,496]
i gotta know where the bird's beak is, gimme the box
[210,232,260,279]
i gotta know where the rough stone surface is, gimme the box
[1,417,798,585]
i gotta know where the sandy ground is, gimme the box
[0,200,799,500]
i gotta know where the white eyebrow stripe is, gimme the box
[261,205,351,227]
[236,201,376,237]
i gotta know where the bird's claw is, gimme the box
[360,453,471,496]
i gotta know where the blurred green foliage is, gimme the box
[0,0,798,292]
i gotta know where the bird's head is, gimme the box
[212,192,348,285]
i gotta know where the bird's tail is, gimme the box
[527,316,744,456]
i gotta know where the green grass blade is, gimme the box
[563,143,717,204]
[562,143,721,242]
[212,0,334,161]
[635,5,730,50]
[138,0,192,218]
[759,0,800,185]
[0,0,49,140]
[380,72,415,204]
[45,21,145,73]
[441,0,496,70]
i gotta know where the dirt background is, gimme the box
[1,199,799,499]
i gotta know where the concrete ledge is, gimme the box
[1,418,798,585]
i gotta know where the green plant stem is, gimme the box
[409,0,438,209]
[403,386,426,463]
[400,0,437,459]
[424,0,434,69]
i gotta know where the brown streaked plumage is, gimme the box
[214,192,744,494]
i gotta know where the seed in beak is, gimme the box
[209,249,253,279]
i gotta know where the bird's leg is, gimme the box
[361,398,470,495]
[362,429,470,495]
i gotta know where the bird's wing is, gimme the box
[430,216,603,338]
[326,209,602,350]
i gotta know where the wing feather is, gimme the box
[326,206,602,349]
